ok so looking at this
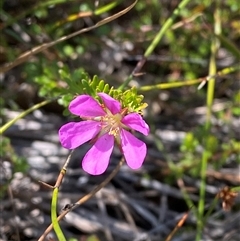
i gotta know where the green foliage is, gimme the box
[180,132,199,152]
[221,139,240,163]
[205,135,218,154]
[1,0,239,240]
[232,92,240,117]
[176,128,236,177]
[60,65,148,114]
[24,61,60,98]
[1,137,28,174]
[24,60,148,115]
[0,97,5,116]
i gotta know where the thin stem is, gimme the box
[76,158,124,205]
[51,150,74,239]
[144,0,191,58]
[202,195,218,224]
[196,3,221,240]
[0,1,137,73]
[51,188,66,241]
[119,0,191,90]
[196,151,209,239]
[138,65,239,92]
[38,157,125,241]
[0,99,52,134]
[165,210,190,241]
[41,150,74,241]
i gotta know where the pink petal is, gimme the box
[59,121,101,149]
[120,129,147,169]
[98,92,121,114]
[122,113,149,136]
[69,95,105,117]
[82,134,114,175]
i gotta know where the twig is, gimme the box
[38,157,125,241]
[39,150,74,241]
[165,210,190,241]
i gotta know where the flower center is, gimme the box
[103,113,122,136]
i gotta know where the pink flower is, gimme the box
[59,93,149,175]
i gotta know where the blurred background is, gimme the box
[1,0,240,240]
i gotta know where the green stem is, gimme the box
[144,0,191,58]
[202,196,218,224]
[94,1,120,15]
[0,99,52,134]
[138,65,240,92]
[196,151,210,240]
[216,34,240,59]
[196,4,221,240]
[38,158,124,241]
[119,0,191,90]
[139,78,203,91]
[51,188,66,241]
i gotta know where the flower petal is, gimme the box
[82,134,114,175]
[59,121,101,149]
[69,95,105,117]
[122,113,149,136]
[120,129,147,169]
[98,92,121,114]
